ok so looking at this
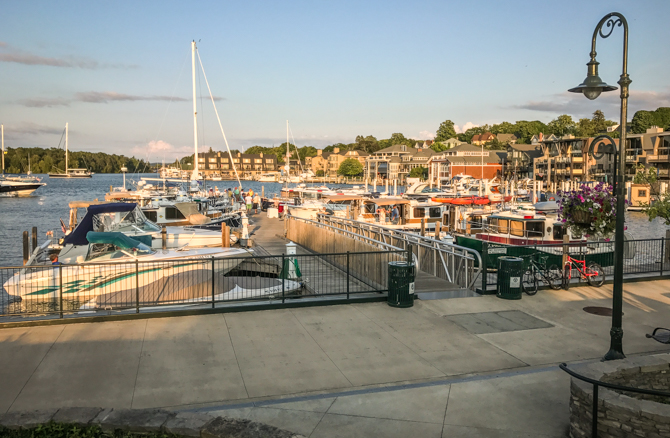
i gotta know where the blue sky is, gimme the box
[1,0,669,161]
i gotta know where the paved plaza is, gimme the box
[1,280,669,437]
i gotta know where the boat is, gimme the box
[48,123,93,178]
[256,172,280,182]
[0,176,46,197]
[3,231,251,310]
[64,201,237,248]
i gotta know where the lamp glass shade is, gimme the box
[568,73,617,100]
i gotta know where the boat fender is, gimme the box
[549,196,555,201]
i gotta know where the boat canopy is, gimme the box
[62,203,136,246]
[366,198,410,206]
[324,195,362,202]
[86,231,152,249]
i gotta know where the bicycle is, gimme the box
[562,255,605,288]
[520,253,562,295]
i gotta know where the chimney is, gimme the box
[539,132,544,142]
[334,147,340,153]
[317,150,322,156]
[260,152,263,158]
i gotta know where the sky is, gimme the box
[1,0,669,162]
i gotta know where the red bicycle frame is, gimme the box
[564,255,598,280]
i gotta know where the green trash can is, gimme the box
[388,261,416,308]
[496,256,524,300]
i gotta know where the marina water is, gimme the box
[1,174,668,267]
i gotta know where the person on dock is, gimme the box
[391,205,399,224]
[245,193,252,213]
[49,253,61,265]
[253,193,261,214]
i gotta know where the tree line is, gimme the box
[1,147,151,174]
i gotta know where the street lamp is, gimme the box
[568,12,629,361]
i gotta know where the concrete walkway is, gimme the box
[1,280,670,437]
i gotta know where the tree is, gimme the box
[435,120,457,142]
[315,170,325,177]
[484,138,507,150]
[389,132,414,147]
[337,158,363,176]
[633,164,658,186]
[431,142,449,153]
[547,114,576,137]
[408,166,428,179]
[354,135,379,153]
[490,121,516,135]
[513,120,547,144]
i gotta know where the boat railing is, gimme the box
[312,214,482,290]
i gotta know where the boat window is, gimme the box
[364,203,376,214]
[429,207,441,218]
[526,221,544,239]
[166,207,186,220]
[510,220,524,237]
[414,208,426,218]
[498,219,509,234]
[553,224,565,240]
[488,218,498,231]
[471,215,482,228]
[144,211,158,223]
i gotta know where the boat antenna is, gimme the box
[191,41,199,182]
[196,46,242,190]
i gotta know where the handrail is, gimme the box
[312,214,482,290]
[559,362,670,437]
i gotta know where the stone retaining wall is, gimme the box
[0,407,305,438]
[569,354,670,438]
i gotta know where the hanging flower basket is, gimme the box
[558,182,619,239]
[572,210,591,225]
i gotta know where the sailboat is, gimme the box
[48,123,92,178]
[0,124,46,196]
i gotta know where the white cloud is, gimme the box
[418,130,435,140]
[132,140,194,161]
[455,122,478,133]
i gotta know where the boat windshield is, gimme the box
[86,241,155,262]
[93,207,161,233]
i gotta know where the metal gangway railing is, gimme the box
[313,214,482,290]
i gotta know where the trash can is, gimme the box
[388,261,416,308]
[496,256,524,300]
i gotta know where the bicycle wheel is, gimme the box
[587,262,605,287]
[522,269,538,295]
[546,264,562,290]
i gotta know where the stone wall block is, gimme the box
[0,409,59,430]
[96,408,173,433]
[201,416,305,438]
[163,411,215,437]
[52,407,103,427]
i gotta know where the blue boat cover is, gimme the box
[86,231,151,249]
[62,203,137,246]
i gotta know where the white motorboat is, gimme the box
[65,201,236,248]
[3,231,250,309]
[0,176,46,196]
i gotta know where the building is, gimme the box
[442,138,464,149]
[196,151,277,179]
[427,143,503,182]
[533,135,615,185]
[471,132,495,145]
[367,144,435,183]
[624,126,670,181]
[497,133,517,145]
[305,150,334,176]
[530,133,558,144]
[504,144,543,179]
[325,149,368,177]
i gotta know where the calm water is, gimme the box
[0,173,334,267]
[1,174,668,266]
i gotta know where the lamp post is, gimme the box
[568,12,629,361]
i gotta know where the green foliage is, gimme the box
[2,147,150,174]
[0,424,181,438]
[633,164,658,186]
[431,142,449,152]
[337,158,363,176]
[315,169,325,177]
[642,192,670,225]
[490,121,516,135]
[354,135,379,153]
[631,107,670,134]
[408,166,428,179]
[513,120,547,144]
[483,138,507,150]
[435,120,457,142]
[547,115,576,137]
[323,143,349,153]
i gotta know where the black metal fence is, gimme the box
[478,238,669,293]
[0,250,407,321]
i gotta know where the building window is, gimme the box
[209,158,217,163]
[255,159,263,163]
[266,159,273,163]
[243,159,251,163]
[638,189,647,197]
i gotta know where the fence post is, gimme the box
[31,227,38,252]
[282,253,286,304]
[406,244,412,265]
[346,251,350,300]
[481,241,488,293]
[59,264,63,319]
[592,384,599,437]
[661,238,665,277]
[211,258,216,308]
[22,231,29,265]
[135,259,140,314]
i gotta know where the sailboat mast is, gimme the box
[286,120,289,179]
[65,122,69,173]
[1,124,4,175]
[192,40,199,180]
